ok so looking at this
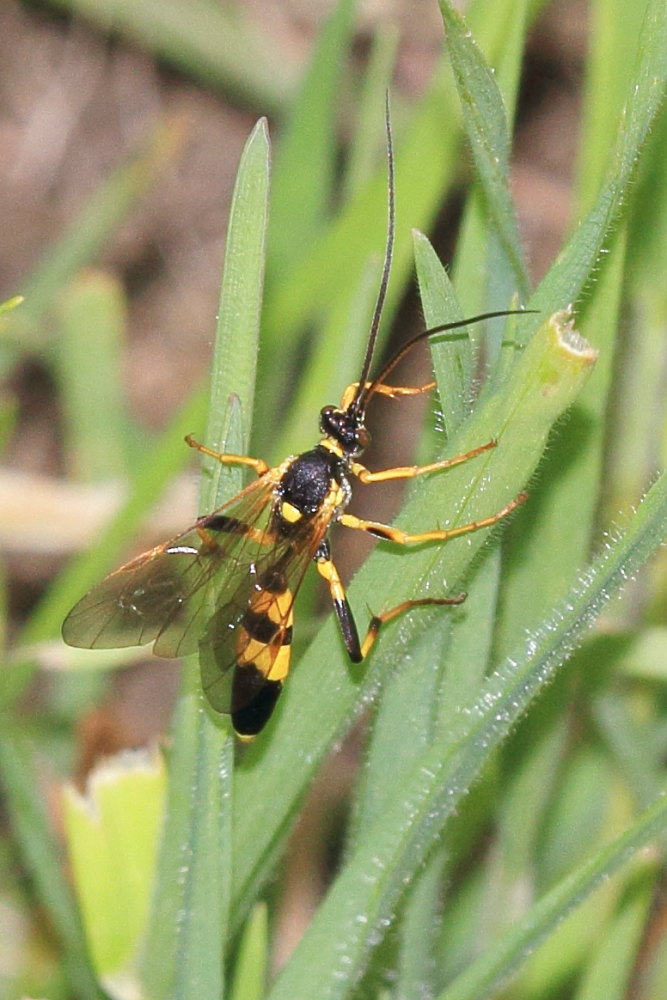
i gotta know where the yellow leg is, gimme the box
[339,380,436,409]
[339,492,527,545]
[185,434,269,476]
[359,595,466,659]
[315,541,465,662]
[351,440,497,484]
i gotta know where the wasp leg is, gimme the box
[339,492,527,546]
[185,434,269,477]
[358,595,466,659]
[315,541,362,660]
[315,541,465,663]
[351,439,498,484]
[339,380,435,409]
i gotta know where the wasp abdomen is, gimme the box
[232,666,283,739]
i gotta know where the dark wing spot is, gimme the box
[201,514,249,534]
[257,566,289,594]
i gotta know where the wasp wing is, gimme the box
[197,511,328,719]
[61,476,278,656]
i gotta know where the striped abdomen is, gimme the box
[231,567,294,738]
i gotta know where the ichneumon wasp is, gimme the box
[62,99,530,739]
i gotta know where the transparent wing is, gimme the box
[62,476,279,656]
[197,511,328,715]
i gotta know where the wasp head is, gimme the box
[319,404,370,457]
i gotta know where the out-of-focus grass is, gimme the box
[1,0,667,998]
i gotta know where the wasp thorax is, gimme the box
[319,405,370,456]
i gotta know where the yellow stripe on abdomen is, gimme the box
[236,586,294,681]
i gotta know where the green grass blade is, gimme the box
[63,751,166,995]
[0,724,103,1000]
[342,26,399,201]
[231,312,596,920]
[141,692,234,1000]
[141,118,270,1000]
[266,466,667,1000]
[413,229,472,434]
[201,118,270,496]
[56,271,129,483]
[531,0,667,315]
[267,0,358,278]
[574,881,652,1000]
[438,0,530,301]
[438,797,666,1000]
[395,857,447,1000]
[229,904,269,1000]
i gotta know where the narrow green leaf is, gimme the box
[266,467,667,1000]
[438,797,666,1000]
[56,271,129,483]
[63,750,166,996]
[201,117,270,496]
[343,26,399,201]
[229,903,269,1000]
[413,229,473,434]
[141,692,234,1000]
[531,0,667,315]
[232,312,597,924]
[0,725,103,1000]
[267,0,358,277]
[395,857,447,1000]
[142,117,270,1000]
[438,0,530,300]
[574,876,652,1000]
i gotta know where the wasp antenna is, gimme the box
[350,90,395,415]
[364,308,539,398]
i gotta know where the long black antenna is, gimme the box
[363,309,539,401]
[349,91,394,415]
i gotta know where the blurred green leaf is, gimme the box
[63,750,166,996]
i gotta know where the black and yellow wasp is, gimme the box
[62,103,528,739]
